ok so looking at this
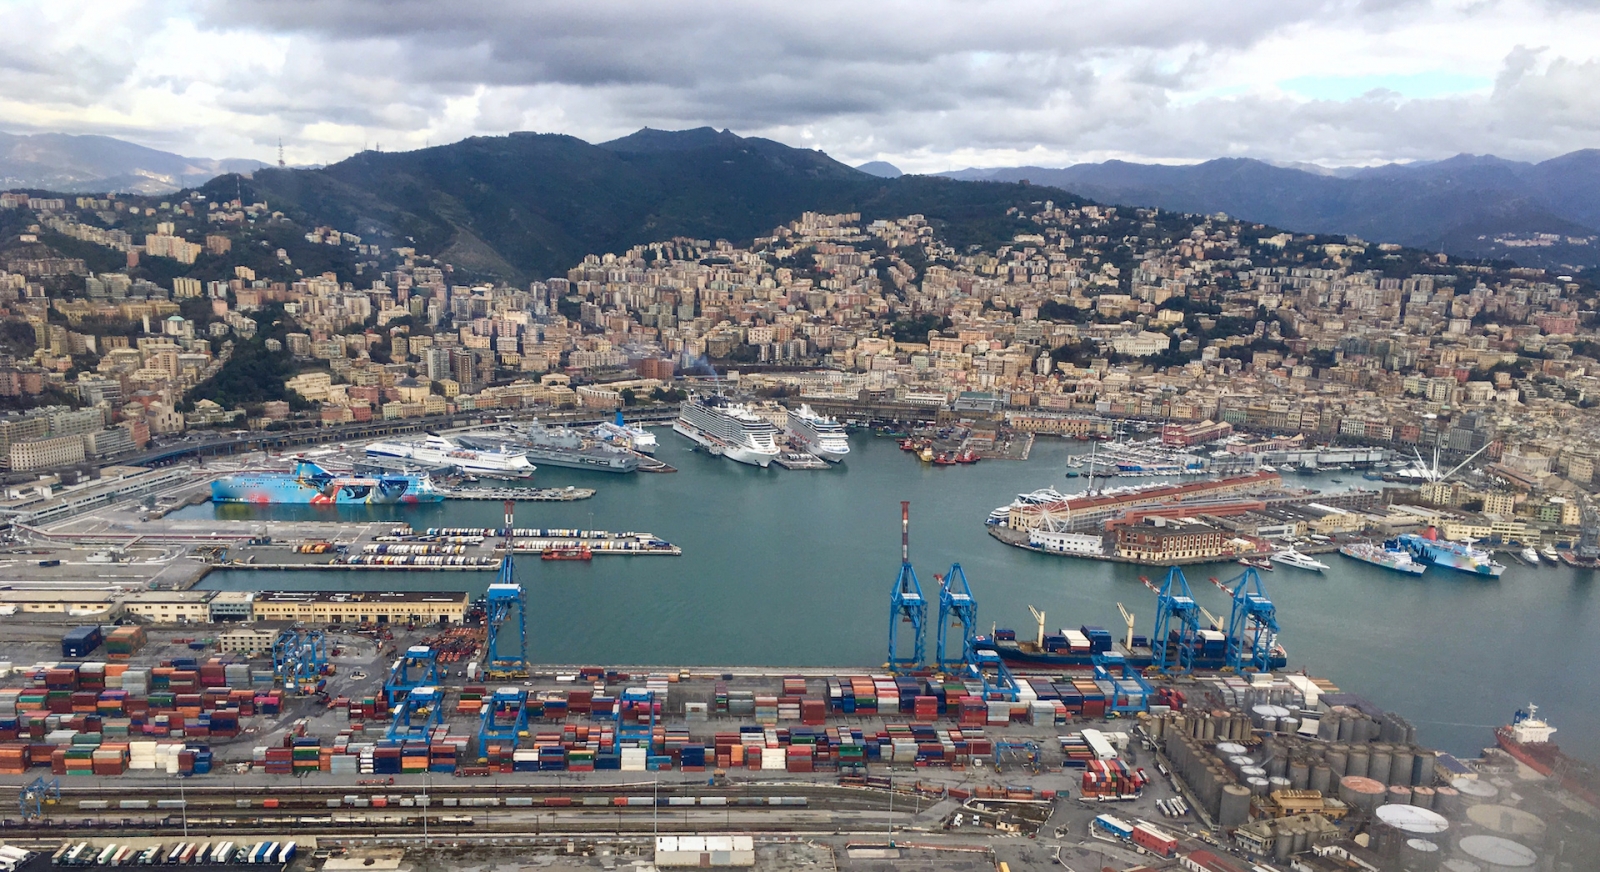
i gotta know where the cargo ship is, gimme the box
[212,460,443,505]
[365,434,535,479]
[1395,529,1505,577]
[1337,541,1427,576]
[593,410,658,455]
[983,611,1286,671]
[784,404,850,462]
[673,395,781,467]
[459,423,638,474]
[1495,704,1600,807]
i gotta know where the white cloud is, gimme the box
[0,0,1597,170]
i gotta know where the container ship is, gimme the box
[1495,704,1600,807]
[673,395,781,468]
[212,460,442,505]
[983,614,1286,671]
[784,404,850,462]
[1395,529,1506,577]
[1337,541,1427,575]
[593,410,658,455]
[458,423,638,474]
[365,434,535,479]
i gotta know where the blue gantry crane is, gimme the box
[18,776,58,820]
[887,501,927,673]
[386,685,445,741]
[966,646,1019,700]
[384,645,440,707]
[272,627,327,695]
[478,686,529,755]
[613,688,657,755]
[1146,567,1202,676]
[484,500,529,679]
[1092,651,1153,713]
[1214,568,1280,673]
[935,563,979,674]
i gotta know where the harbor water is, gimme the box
[187,432,1600,763]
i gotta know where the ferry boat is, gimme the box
[1395,529,1506,578]
[365,434,535,479]
[1271,549,1329,572]
[673,395,781,467]
[212,460,442,505]
[1337,541,1427,576]
[783,404,850,462]
[1495,705,1600,806]
[592,410,658,455]
[464,423,638,474]
[541,547,593,561]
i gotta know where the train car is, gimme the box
[437,816,474,826]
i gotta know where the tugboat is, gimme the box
[933,452,958,466]
[541,547,593,561]
[955,449,980,464]
[899,438,918,452]
[918,445,935,463]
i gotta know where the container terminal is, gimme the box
[0,506,1591,872]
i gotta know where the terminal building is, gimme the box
[249,590,470,625]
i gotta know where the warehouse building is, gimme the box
[251,590,469,625]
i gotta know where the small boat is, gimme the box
[1238,557,1274,571]
[1271,549,1330,572]
[1541,545,1559,563]
[933,452,958,466]
[899,439,917,452]
[955,449,980,464]
[1520,546,1541,566]
[918,446,935,463]
[1330,478,1345,483]
[541,547,593,561]
[1064,470,1081,478]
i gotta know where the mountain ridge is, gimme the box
[0,131,266,195]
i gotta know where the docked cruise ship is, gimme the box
[673,395,781,467]
[365,434,535,478]
[783,404,850,462]
[592,411,658,455]
[458,423,638,474]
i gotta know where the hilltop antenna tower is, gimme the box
[277,139,285,168]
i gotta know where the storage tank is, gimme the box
[1339,775,1388,812]
[1247,776,1271,796]
[1455,835,1537,872]
[1413,749,1438,786]
[1464,805,1546,845]
[1310,764,1332,794]
[1411,786,1436,809]
[1370,745,1394,785]
[1215,742,1247,757]
[1376,804,1450,840]
[1388,784,1413,805]
[1402,838,1443,872]
[1434,786,1462,817]
[1393,748,1417,786]
[1289,759,1310,790]
[1451,778,1499,806]
[1219,784,1251,829]
[1328,747,1349,777]
[1348,747,1371,778]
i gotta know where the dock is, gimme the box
[634,453,677,473]
[773,451,830,470]
[437,486,596,501]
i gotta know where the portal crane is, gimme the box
[1218,567,1280,673]
[478,686,529,756]
[384,645,440,707]
[1027,605,1047,650]
[1115,602,1136,651]
[935,563,979,675]
[19,776,58,820]
[386,685,445,741]
[272,628,327,696]
[1145,567,1202,676]
[484,500,529,679]
[887,501,927,673]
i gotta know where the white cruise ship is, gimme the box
[365,434,535,478]
[784,404,850,462]
[673,395,781,468]
[593,410,658,455]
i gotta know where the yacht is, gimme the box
[1520,546,1541,566]
[592,410,658,455]
[674,395,781,467]
[365,433,535,478]
[459,424,638,474]
[1271,549,1330,572]
[783,404,850,462]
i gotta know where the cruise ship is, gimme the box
[593,410,658,455]
[783,404,850,462]
[458,424,638,474]
[365,434,535,479]
[212,460,442,505]
[1337,541,1427,576]
[673,395,781,467]
[1395,529,1506,577]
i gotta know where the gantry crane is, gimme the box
[1215,568,1280,673]
[19,776,58,820]
[935,563,979,675]
[384,645,440,707]
[478,686,529,756]
[386,686,445,741]
[272,627,327,696]
[1145,567,1202,676]
[613,688,657,756]
[887,501,927,673]
[484,500,529,679]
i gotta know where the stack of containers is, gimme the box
[851,678,876,715]
[0,744,26,773]
[128,740,158,771]
[912,696,937,724]
[91,744,127,775]
[786,744,814,772]
[874,678,899,714]
[456,686,484,716]
[760,745,786,771]
[800,699,827,725]
[754,695,778,724]
[619,746,647,771]
[958,696,986,727]
[104,627,146,659]
[777,696,800,722]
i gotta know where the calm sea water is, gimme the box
[186,432,1600,763]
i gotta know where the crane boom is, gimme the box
[1027,605,1046,649]
[1116,602,1135,650]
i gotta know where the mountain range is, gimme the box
[0,131,267,195]
[939,152,1600,269]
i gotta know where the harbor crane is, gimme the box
[484,500,529,679]
[613,688,657,756]
[18,776,58,820]
[271,627,327,696]
[1115,602,1137,650]
[478,686,529,756]
[1145,567,1202,676]
[384,645,440,707]
[386,685,445,741]
[1028,605,1048,649]
[1092,651,1153,713]
[887,501,927,673]
[935,563,979,675]
[1217,568,1280,674]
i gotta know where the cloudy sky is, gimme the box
[4,0,1600,172]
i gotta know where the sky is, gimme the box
[3,0,1600,173]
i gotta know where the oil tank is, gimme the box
[1339,775,1388,812]
[1374,805,1449,857]
[1348,747,1371,779]
[1451,778,1499,806]
[1289,759,1311,790]
[1411,785,1436,809]
[1464,805,1547,846]
[1388,784,1414,805]
[1310,764,1332,794]
[1455,835,1537,872]
[1393,748,1417,786]
[1219,784,1251,829]
[1328,747,1349,777]
[1215,742,1247,757]
[1434,786,1462,817]
[1247,776,1271,796]
[1402,838,1442,872]
[1369,745,1394,784]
